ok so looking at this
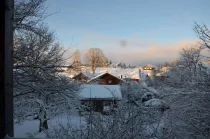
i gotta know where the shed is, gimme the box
[79,85,122,112]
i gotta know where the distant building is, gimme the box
[138,65,157,80]
[142,64,157,70]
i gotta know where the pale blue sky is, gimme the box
[44,0,210,65]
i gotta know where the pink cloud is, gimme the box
[64,33,200,66]
[104,40,199,65]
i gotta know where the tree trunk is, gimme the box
[91,66,95,74]
[39,119,48,132]
[39,107,48,132]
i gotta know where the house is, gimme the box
[72,72,93,82]
[87,72,123,85]
[139,64,157,80]
[142,64,156,70]
[79,85,122,112]
[95,67,141,82]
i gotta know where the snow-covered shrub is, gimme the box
[120,80,148,100]
[162,91,210,139]
[47,101,166,139]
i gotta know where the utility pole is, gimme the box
[0,0,14,138]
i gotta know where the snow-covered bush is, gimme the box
[120,80,148,100]
[47,101,166,139]
[161,91,210,139]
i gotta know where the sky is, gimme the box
[44,0,210,66]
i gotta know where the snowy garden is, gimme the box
[12,0,210,138]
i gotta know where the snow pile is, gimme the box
[138,84,169,109]
[143,98,166,107]
[79,85,122,99]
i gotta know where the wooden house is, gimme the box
[87,72,123,85]
[79,85,122,112]
[95,67,141,82]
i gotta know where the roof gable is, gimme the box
[95,68,140,79]
[87,72,123,83]
[72,72,88,79]
[72,72,94,79]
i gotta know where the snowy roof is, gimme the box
[95,67,140,79]
[156,72,168,76]
[79,85,122,100]
[69,74,76,78]
[72,72,94,79]
[82,72,94,79]
[159,66,171,72]
[143,64,157,69]
[87,72,123,83]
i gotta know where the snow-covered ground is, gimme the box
[14,113,86,138]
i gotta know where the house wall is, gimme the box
[131,79,139,82]
[98,74,121,85]
[81,99,118,112]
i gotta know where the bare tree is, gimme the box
[85,48,107,74]
[164,46,206,88]
[102,56,109,67]
[72,50,81,72]
[66,50,82,75]
[14,0,51,33]
[13,25,80,132]
[194,22,210,50]
[179,46,203,76]
[13,0,80,132]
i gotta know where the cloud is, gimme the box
[64,33,199,66]
[105,40,199,65]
